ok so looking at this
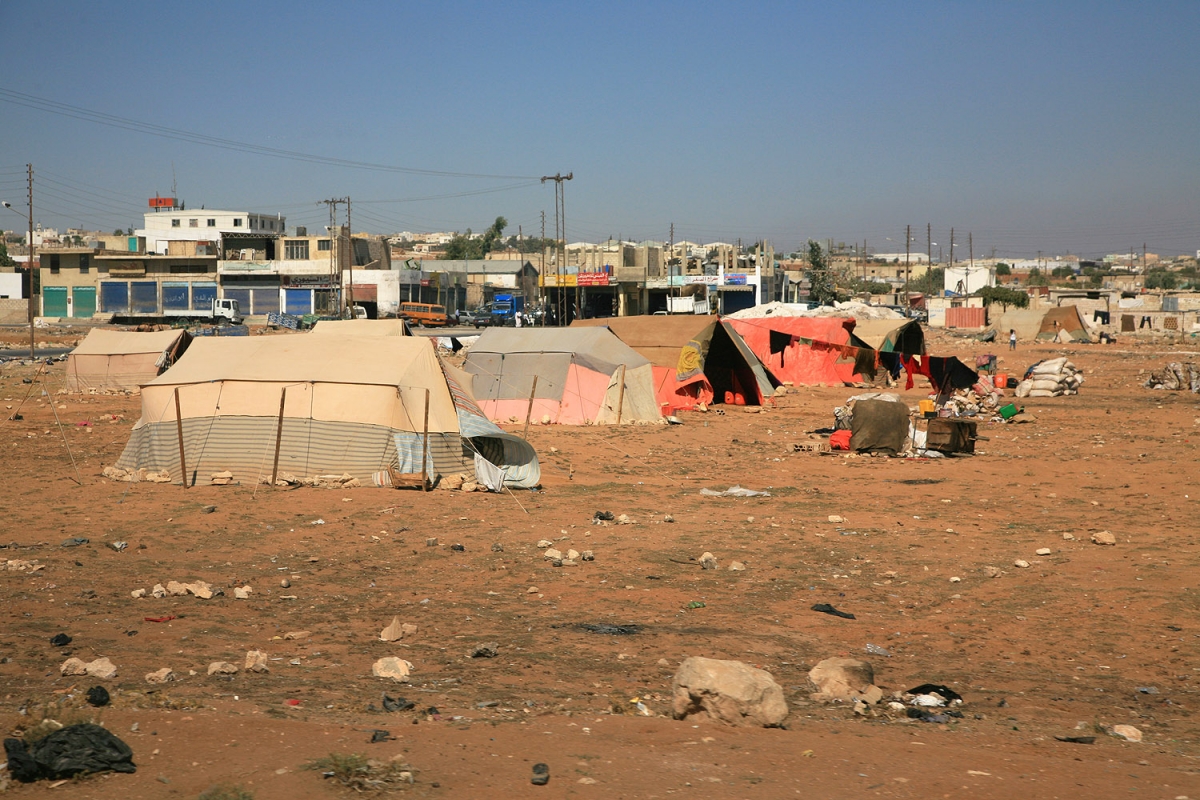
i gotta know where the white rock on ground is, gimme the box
[1091,531,1117,545]
[60,657,88,676]
[1112,724,1142,742]
[699,552,718,570]
[207,662,238,675]
[807,657,883,704]
[244,650,269,673]
[671,656,788,727]
[372,656,414,682]
[144,667,174,684]
[85,657,118,680]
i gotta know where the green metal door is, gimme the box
[73,286,96,318]
[42,286,67,317]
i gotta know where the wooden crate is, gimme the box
[925,419,977,454]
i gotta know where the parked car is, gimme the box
[458,309,490,328]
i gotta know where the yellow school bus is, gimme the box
[398,302,448,327]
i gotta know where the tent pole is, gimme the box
[522,375,539,439]
[615,364,627,425]
[174,387,188,488]
[421,388,430,491]
[270,387,287,486]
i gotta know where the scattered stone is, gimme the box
[280,578,291,588]
[593,511,614,522]
[207,662,238,676]
[657,658,671,667]
[864,643,891,657]
[544,548,563,561]
[283,630,310,640]
[244,650,269,673]
[983,566,1002,578]
[580,550,595,562]
[50,633,72,647]
[531,762,550,786]
[491,542,503,552]
[808,657,883,704]
[450,543,465,552]
[187,581,214,600]
[949,576,961,583]
[699,552,718,570]
[85,657,118,680]
[380,616,407,642]
[372,657,414,682]
[166,580,189,597]
[470,642,499,658]
[537,539,553,548]
[566,549,580,561]
[616,514,633,525]
[828,515,845,523]
[1112,724,1142,742]
[1091,531,1117,546]
[144,667,174,684]
[663,514,675,523]
[440,474,464,491]
[151,583,167,598]
[210,471,234,486]
[61,537,89,547]
[233,586,252,600]
[425,537,438,547]
[130,588,147,599]
[1063,532,1076,541]
[672,656,788,727]
[61,657,89,676]
[1035,547,1052,556]
[461,481,481,493]
[1014,559,1031,569]
[86,686,110,707]
[201,505,217,514]
[728,561,746,571]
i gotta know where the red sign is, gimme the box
[148,197,177,208]
[577,272,610,286]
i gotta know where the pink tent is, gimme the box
[727,317,861,386]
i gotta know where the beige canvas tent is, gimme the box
[309,319,411,336]
[115,334,538,487]
[64,328,192,392]
[848,318,926,355]
[464,327,661,424]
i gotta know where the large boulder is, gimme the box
[671,656,788,727]
[808,657,882,703]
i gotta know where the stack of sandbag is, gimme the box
[1014,357,1083,398]
[1143,362,1200,393]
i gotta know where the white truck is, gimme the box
[112,298,243,326]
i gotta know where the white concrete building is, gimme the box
[944,264,996,295]
[138,208,286,255]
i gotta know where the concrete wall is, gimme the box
[0,298,26,324]
[0,272,23,299]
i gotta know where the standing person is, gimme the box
[1009,329,1017,350]
[514,310,523,328]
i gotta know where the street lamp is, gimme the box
[2,200,35,358]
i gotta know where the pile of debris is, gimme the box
[1014,357,1083,398]
[1143,362,1200,393]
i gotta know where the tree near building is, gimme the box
[805,240,837,306]
[995,262,1011,276]
[0,241,14,267]
[440,216,508,261]
[978,285,1030,311]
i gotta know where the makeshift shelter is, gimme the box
[1037,305,1091,342]
[848,319,926,356]
[64,328,192,392]
[572,316,775,409]
[727,317,863,386]
[115,335,538,488]
[464,327,661,425]
[309,318,411,337]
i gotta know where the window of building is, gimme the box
[169,264,209,274]
[317,239,331,252]
[207,219,216,227]
[50,254,60,274]
[189,219,198,228]
[250,218,257,228]
[80,255,89,273]
[285,240,310,260]
[171,219,181,228]
[233,218,243,227]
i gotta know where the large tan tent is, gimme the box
[64,328,192,392]
[115,335,538,487]
[309,319,411,337]
[464,327,661,425]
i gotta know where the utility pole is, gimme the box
[926,222,931,267]
[540,211,546,324]
[540,173,572,323]
[949,228,955,270]
[317,198,346,314]
[1143,242,1147,275]
[905,224,911,298]
[969,232,974,269]
[345,197,353,313]
[25,164,34,358]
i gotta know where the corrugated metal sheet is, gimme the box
[945,306,987,329]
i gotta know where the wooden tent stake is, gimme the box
[421,388,430,491]
[615,364,627,425]
[174,387,188,488]
[270,387,287,486]
[522,375,539,439]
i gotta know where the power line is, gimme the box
[0,87,541,181]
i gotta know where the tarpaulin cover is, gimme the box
[727,316,861,385]
[849,399,910,455]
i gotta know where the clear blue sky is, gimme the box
[1,0,1197,258]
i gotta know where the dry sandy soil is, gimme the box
[1,324,1199,799]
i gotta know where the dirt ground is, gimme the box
[1,324,1199,799]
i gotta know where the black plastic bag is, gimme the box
[3,723,136,782]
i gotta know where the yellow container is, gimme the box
[918,399,937,418]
